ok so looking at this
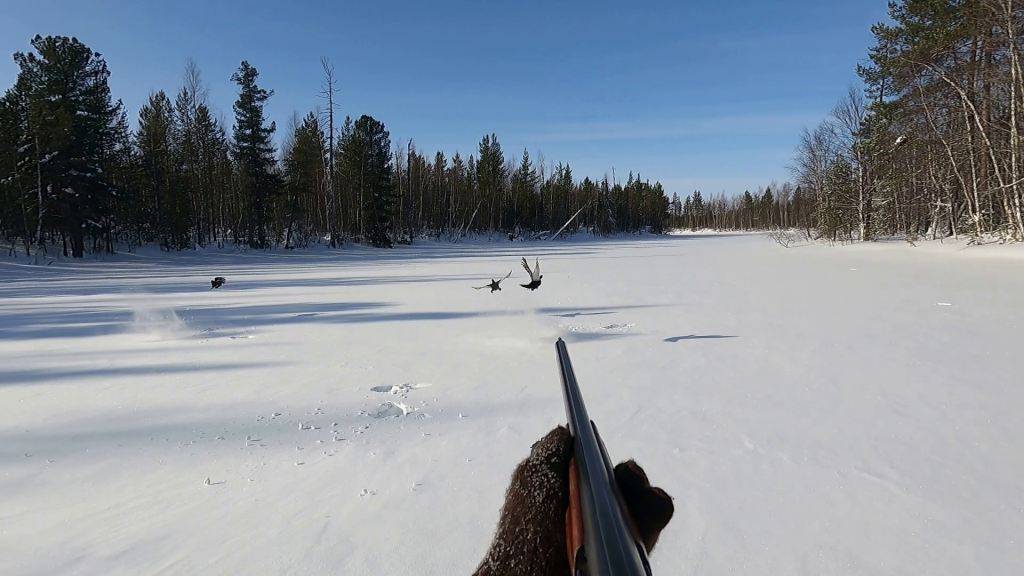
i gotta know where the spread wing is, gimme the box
[521,258,541,281]
[476,270,511,289]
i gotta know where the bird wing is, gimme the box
[521,257,532,277]
[501,269,512,281]
[533,258,540,280]
[473,284,490,290]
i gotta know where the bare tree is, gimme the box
[319,57,340,246]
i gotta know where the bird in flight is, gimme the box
[210,276,226,289]
[474,270,513,293]
[520,258,542,291]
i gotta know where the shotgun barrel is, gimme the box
[556,338,652,576]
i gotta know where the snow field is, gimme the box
[1,233,1022,575]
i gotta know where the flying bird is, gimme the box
[474,270,513,293]
[210,276,226,289]
[519,258,542,291]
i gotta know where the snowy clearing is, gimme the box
[1,233,1022,575]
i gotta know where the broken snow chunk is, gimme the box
[372,401,412,418]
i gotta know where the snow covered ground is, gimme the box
[1,233,1021,575]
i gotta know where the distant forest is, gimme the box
[4,0,1023,258]
[0,36,669,258]
[685,0,1024,243]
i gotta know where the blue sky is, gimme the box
[1,0,889,196]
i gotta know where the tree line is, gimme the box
[667,185,809,233]
[670,0,1024,243]
[0,35,670,258]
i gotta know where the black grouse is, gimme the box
[519,258,542,291]
[474,270,513,293]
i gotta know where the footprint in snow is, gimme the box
[601,323,635,331]
[370,382,433,396]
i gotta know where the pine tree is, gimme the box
[282,112,326,248]
[14,35,121,257]
[476,134,506,231]
[339,115,394,247]
[0,84,33,255]
[230,61,278,248]
[510,149,538,231]
[759,187,774,228]
[103,105,135,251]
[191,101,230,246]
[742,190,755,229]
[137,90,185,249]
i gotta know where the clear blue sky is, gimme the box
[1,0,889,196]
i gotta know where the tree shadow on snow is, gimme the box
[559,331,639,343]
[0,232,748,299]
[0,270,493,300]
[0,300,668,342]
[663,335,737,342]
[0,360,288,388]
[539,304,665,318]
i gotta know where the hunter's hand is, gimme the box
[473,426,674,576]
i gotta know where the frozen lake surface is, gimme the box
[1,233,1021,575]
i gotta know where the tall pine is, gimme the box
[230,61,278,248]
[137,91,187,249]
[13,35,122,257]
[339,115,394,247]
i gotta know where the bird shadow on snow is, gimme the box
[663,334,737,342]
